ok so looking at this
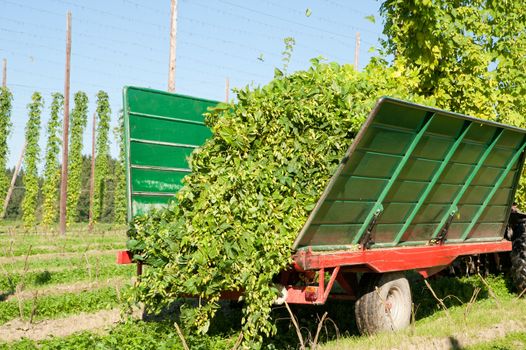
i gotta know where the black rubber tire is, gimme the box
[511,225,526,294]
[355,272,412,335]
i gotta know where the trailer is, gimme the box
[118,86,526,334]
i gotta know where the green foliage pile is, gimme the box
[129,61,431,346]
[67,91,88,225]
[41,93,63,226]
[0,87,12,211]
[93,90,111,223]
[22,92,43,228]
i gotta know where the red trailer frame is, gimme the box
[117,240,511,304]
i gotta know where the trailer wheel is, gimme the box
[355,272,412,335]
[511,224,526,294]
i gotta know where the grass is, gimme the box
[465,331,526,349]
[0,319,238,350]
[319,297,526,349]
[0,231,126,245]
[0,286,127,325]
[4,289,524,350]
[1,222,525,349]
[3,252,118,272]
[0,241,125,257]
[0,223,127,257]
[0,260,134,292]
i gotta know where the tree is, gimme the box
[66,91,88,224]
[380,0,526,205]
[93,90,111,223]
[41,93,63,227]
[0,87,12,210]
[380,0,526,122]
[22,92,43,228]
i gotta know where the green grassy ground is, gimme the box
[0,222,525,349]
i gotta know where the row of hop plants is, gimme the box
[1,89,127,229]
[0,87,13,213]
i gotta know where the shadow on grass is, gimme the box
[139,272,512,349]
[141,298,357,349]
[409,271,512,320]
[0,289,14,301]
[449,336,464,350]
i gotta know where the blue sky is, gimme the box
[1,0,385,168]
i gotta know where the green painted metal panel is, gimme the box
[293,97,526,250]
[131,168,188,194]
[123,86,218,220]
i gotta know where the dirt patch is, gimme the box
[398,319,526,350]
[0,249,119,264]
[5,277,130,302]
[0,309,122,342]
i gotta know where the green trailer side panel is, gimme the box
[123,86,218,220]
[293,97,526,250]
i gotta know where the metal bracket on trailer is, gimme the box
[360,208,382,249]
[429,210,456,245]
[282,266,341,305]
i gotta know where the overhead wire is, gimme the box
[179,16,348,62]
[47,0,168,30]
[0,27,166,66]
[0,0,164,41]
[262,0,383,37]
[0,35,166,77]
[0,16,166,55]
[184,0,379,51]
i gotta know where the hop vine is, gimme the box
[41,93,63,227]
[22,92,43,228]
[113,110,126,224]
[93,90,111,223]
[66,91,88,225]
[0,87,13,211]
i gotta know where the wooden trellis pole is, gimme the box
[168,0,178,92]
[59,11,72,235]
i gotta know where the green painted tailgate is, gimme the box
[123,86,218,221]
[294,97,526,250]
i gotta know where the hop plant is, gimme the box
[93,90,111,223]
[22,92,43,228]
[41,93,64,227]
[66,91,88,225]
[0,87,12,211]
